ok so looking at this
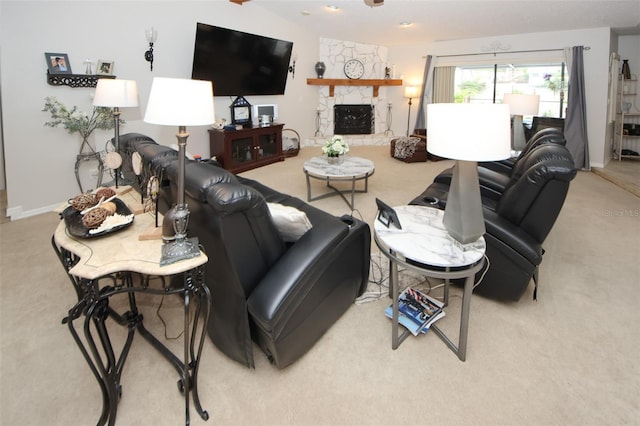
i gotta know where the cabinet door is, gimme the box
[257,131,279,161]
[230,136,255,168]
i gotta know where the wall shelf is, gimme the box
[306,78,402,97]
[47,72,116,88]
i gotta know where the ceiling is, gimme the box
[241,0,640,46]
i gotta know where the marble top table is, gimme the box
[303,156,375,210]
[53,192,210,425]
[374,205,485,268]
[374,205,486,361]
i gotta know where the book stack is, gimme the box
[385,287,445,336]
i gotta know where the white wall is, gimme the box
[0,1,319,219]
[2,1,636,219]
[387,27,623,168]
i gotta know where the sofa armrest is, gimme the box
[482,208,543,265]
[247,217,369,337]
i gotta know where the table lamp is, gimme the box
[404,86,419,136]
[144,77,215,265]
[426,103,511,245]
[502,93,539,151]
[93,79,139,188]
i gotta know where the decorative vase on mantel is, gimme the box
[621,59,631,80]
[315,61,326,79]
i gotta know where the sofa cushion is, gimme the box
[267,203,313,242]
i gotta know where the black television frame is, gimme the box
[191,23,293,97]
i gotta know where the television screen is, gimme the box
[191,23,293,97]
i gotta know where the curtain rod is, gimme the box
[432,46,590,59]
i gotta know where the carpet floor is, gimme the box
[1,145,639,425]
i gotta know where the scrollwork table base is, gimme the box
[52,208,211,426]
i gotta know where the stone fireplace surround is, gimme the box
[304,38,397,148]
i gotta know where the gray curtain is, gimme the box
[564,46,590,170]
[414,54,433,130]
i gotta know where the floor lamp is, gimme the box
[502,93,540,151]
[426,103,511,245]
[93,79,139,188]
[404,86,419,136]
[144,77,215,265]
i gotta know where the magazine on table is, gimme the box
[385,287,445,336]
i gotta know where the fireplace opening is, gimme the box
[334,104,374,135]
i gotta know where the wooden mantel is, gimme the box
[306,78,403,97]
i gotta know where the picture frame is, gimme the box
[45,52,72,74]
[97,60,114,75]
[376,198,402,229]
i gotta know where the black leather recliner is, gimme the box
[433,143,572,203]
[120,134,371,369]
[411,143,577,301]
[478,127,565,175]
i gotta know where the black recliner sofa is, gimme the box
[411,143,577,301]
[120,133,371,369]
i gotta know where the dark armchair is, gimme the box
[120,134,371,369]
[411,144,577,301]
[478,127,565,175]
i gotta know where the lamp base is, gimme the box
[447,234,485,252]
[160,236,200,266]
[512,114,527,151]
[443,160,485,245]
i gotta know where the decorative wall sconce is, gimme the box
[288,53,297,79]
[145,27,157,71]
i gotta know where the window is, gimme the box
[454,63,567,118]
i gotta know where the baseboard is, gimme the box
[7,202,61,221]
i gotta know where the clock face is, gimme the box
[344,59,365,79]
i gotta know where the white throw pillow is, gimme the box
[267,203,313,242]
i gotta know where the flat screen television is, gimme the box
[191,23,293,97]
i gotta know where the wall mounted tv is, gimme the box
[191,23,294,97]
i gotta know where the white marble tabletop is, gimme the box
[374,205,485,268]
[54,191,207,280]
[303,156,375,179]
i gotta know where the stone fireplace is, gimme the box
[334,105,375,135]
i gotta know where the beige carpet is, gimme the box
[1,145,639,426]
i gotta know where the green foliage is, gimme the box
[541,72,562,94]
[42,96,123,140]
[455,79,486,103]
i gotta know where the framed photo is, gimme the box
[97,60,114,75]
[45,52,72,74]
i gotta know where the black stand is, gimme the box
[52,237,211,426]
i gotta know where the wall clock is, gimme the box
[230,96,252,126]
[344,59,365,79]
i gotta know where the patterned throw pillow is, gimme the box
[393,137,422,159]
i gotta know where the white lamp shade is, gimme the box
[502,93,540,116]
[404,86,419,98]
[144,77,215,126]
[426,103,511,162]
[93,79,139,107]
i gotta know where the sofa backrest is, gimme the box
[163,159,287,297]
[514,128,566,167]
[497,144,577,243]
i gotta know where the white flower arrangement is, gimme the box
[322,135,350,157]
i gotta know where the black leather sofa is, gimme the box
[119,133,371,369]
[411,143,577,301]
